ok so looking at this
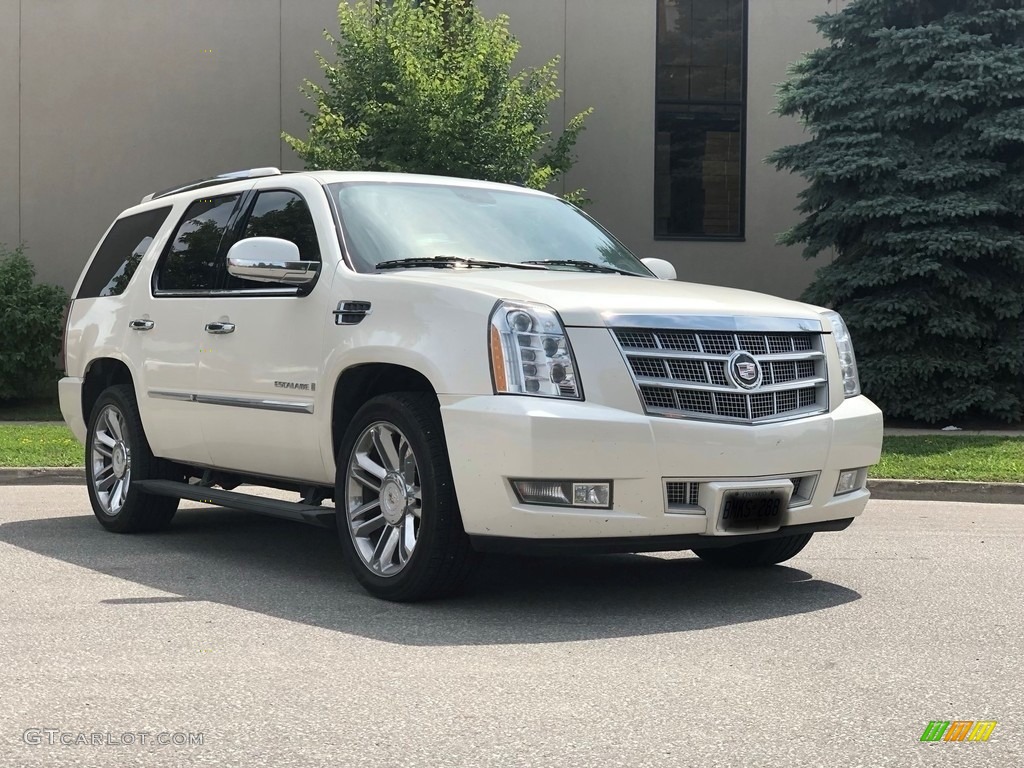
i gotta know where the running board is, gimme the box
[136,480,336,529]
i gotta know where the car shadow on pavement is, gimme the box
[0,507,861,646]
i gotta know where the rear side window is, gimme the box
[155,194,242,292]
[77,207,172,298]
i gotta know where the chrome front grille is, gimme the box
[615,326,828,424]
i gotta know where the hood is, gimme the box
[373,270,827,328]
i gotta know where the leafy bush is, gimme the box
[769,0,1024,424]
[284,0,592,200]
[0,245,68,401]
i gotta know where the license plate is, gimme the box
[719,489,787,532]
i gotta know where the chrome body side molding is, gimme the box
[148,390,314,414]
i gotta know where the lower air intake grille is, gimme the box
[664,473,820,513]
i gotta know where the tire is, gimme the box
[85,384,181,533]
[335,392,476,602]
[692,533,813,567]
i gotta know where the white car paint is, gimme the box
[61,170,883,542]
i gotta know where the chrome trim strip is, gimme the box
[153,288,301,298]
[645,404,826,425]
[634,376,827,395]
[603,314,826,333]
[227,257,319,286]
[622,349,825,363]
[195,394,314,414]
[147,390,313,414]
[149,390,194,402]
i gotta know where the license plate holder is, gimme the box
[718,488,788,532]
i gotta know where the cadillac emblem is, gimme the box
[728,351,763,390]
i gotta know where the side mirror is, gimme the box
[226,237,318,286]
[642,258,677,281]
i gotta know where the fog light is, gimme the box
[835,469,864,496]
[511,480,613,509]
[573,483,611,508]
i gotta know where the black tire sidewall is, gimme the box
[693,533,813,567]
[85,384,177,532]
[335,393,464,600]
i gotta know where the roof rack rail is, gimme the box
[141,167,283,203]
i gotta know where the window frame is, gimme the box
[151,187,323,299]
[653,0,749,242]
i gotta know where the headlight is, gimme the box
[489,301,581,399]
[823,310,861,398]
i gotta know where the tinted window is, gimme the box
[77,207,172,299]
[656,0,746,238]
[242,191,320,261]
[156,195,241,292]
[226,191,320,290]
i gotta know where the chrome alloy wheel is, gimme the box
[346,421,422,577]
[90,405,133,516]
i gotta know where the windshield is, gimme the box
[327,181,652,276]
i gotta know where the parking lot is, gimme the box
[1,487,1020,767]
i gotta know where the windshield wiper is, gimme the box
[522,259,641,276]
[375,256,546,271]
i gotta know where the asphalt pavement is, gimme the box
[0,487,1021,768]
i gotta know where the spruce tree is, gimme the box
[770,0,1024,423]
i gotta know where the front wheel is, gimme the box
[335,392,475,601]
[692,533,813,567]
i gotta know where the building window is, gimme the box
[655,0,747,239]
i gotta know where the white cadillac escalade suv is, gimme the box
[60,168,883,601]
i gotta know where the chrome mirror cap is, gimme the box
[226,237,318,285]
[642,257,677,281]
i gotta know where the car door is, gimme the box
[128,191,248,465]
[195,182,334,484]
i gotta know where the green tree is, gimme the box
[769,0,1024,424]
[0,245,68,401]
[284,0,592,200]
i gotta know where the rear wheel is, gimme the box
[85,385,181,533]
[692,533,813,567]
[335,392,475,601]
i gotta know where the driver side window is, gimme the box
[226,190,321,290]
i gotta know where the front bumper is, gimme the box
[439,393,883,542]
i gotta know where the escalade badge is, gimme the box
[728,352,762,390]
[274,381,315,392]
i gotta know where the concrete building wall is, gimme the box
[0,0,20,251]
[0,0,841,299]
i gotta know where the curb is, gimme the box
[0,467,86,486]
[1,468,1021,505]
[867,479,1024,505]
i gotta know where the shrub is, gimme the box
[284,0,592,201]
[0,245,68,401]
[769,0,1024,423]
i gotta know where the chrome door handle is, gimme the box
[204,322,236,335]
[128,319,154,331]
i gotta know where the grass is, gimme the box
[873,436,1024,483]
[0,425,1021,482]
[0,424,83,467]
